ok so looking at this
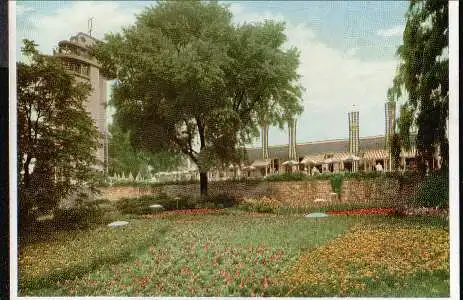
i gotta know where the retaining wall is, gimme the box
[98,177,421,208]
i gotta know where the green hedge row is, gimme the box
[115,193,236,215]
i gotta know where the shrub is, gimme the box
[330,174,343,196]
[204,194,236,208]
[115,193,198,214]
[266,172,308,182]
[238,196,282,213]
[53,200,105,230]
[412,171,448,208]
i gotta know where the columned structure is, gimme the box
[348,109,359,172]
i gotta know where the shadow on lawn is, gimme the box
[19,224,171,293]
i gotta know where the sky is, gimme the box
[16,0,410,148]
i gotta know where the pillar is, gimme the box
[288,118,297,161]
[348,109,359,172]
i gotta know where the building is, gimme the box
[53,32,108,172]
[142,102,427,183]
[238,103,419,179]
[208,102,426,181]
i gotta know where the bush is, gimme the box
[203,194,236,208]
[53,200,105,230]
[330,174,343,196]
[238,196,282,213]
[115,193,198,214]
[412,171,448,208]
[266,172,308,181]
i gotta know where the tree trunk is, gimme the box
[197,119,208,198]
[200,172,208,198]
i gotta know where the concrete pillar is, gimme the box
[348,109,359,172]
[288,118,297,161]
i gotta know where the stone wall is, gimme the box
[98,177,421,208]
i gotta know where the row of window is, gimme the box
[63,61,90,77]
[57,44,91,59]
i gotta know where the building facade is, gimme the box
[54,32,108,172]
[238,104,421,179]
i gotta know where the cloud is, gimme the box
[376,25,404,37]
[16,4,36,16]
[229,4,400,146]
[16,1,146,57]
[17,2,401,147]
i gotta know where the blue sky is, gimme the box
[16,1,410,148]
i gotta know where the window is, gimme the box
[81,64,90,76]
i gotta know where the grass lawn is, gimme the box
[18,210,449,297]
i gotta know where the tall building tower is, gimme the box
[288,118,297,161]
[54,32,108,173]
[348,109,359,171]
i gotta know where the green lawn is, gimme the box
[18,210,449,297]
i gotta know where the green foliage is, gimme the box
[330,174,343,196]
[202,194,236,208]
[388,0,448,169]
[397,104,414,150]
[390,133,402,171]
[54,202,104,230]
[265,172,308,181]
[92,1,303,195]
[17,40,102,228]
[115,193,190,215]
[412,171,448,208]
[108,122,184,177]
[116,193,237,215]
[237,196,282,214]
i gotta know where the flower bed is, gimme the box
[326,207,398,215]
[400,207,448,217]
[142,208,224,219]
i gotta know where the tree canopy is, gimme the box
[388,0,448,170]
[108,121,184,177]
[17,40,101,223]
[92,1,304,195]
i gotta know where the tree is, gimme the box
[390,132,402,171]
[92,1,303,196]
[17,40,102,225]
[108,121,184,177]
[388,0,448,171]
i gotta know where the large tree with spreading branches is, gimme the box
[92,1,303,196]
[388,0,448,171]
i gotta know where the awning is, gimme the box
[363,149,388,160]
[401,148,416,158]
[331,152,350,161]
[301,154,325,165]
[242,165,256,170]
[323,158,337,164]
[343,153,361,162]
[282,160,300,166]
[251,159,271,168]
